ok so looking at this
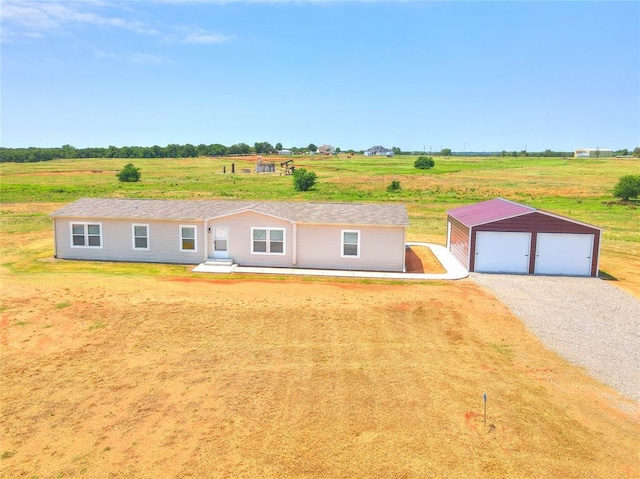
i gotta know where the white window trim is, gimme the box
[341,229,360,258]
[251,227,286,255]
[132,223,150,251]
[70,222,103,249]
[179,225,198,252]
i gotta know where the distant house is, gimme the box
[51,198,410,273]
[277,149,292,156]
[364,146,394,157]
[318,145,336,155]
[574,148,613,158]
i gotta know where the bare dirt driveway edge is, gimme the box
[470,273,640,403]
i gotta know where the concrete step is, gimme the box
[204,259,234,266]
[193,260,237,274]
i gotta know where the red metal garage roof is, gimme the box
[447,198,535,227]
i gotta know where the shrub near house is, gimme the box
[613,175,640,201]
[293,168,317,191]
[387,180,402,192]
[414,156,435,169]
[116,163,141,182]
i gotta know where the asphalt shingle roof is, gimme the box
[51,198,410,226]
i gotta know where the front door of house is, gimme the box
[212,226,229,259]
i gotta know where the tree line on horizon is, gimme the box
[0,143,637,163]
[0,142,320,163]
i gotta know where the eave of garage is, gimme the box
[447,197,602,232]
[446,198,535,228]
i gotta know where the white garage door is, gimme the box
[535,233,593,276]
[475,232,531,274]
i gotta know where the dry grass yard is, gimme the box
[2,271,639,478]
[1,155,639,478]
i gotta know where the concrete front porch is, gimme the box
[192,258,237,274]
[192,243,468,280]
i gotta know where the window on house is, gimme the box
[70,223,102,248]
[252,227,285,254]
[132,224,149,250]
[269,229,284,253]
[180,225,197,252]
[253,228,267,252]
[342,230,360,257]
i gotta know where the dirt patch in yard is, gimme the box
[1,272,638,478]
[405,245,446,274]
[598,251,640,299]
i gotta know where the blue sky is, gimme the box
[2,0,639,152]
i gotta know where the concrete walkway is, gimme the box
[192,242,468,280]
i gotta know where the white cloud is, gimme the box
[0,1,158,41]
[182,29,233,44]
[94,49,173,64]
[1,1,232,46]
[1,3,60,33]
[151,0,387,3]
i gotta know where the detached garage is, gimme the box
[446,198,602,277]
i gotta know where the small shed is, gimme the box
[574,148,613,158]
[446,198,602,276]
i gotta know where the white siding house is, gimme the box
[364,146,394,157]
[51,199,410,272]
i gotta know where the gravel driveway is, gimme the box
[470,274,640,402]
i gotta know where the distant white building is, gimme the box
[277,149,292,156]
[364,146,394,157]
[574,148,613,158]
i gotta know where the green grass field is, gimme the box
[2,155,640,478]
[1,154,638,291]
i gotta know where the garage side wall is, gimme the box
[470,212,600,276]
[447,216,470,270]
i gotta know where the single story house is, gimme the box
[574,148,613,158]
[51,198,410,272]
[364,146,394,157]
[317,145,336,155]
[446,198,602,277]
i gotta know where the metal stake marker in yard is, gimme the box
[483,393,487,426]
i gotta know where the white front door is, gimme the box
[212,226,229,259]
